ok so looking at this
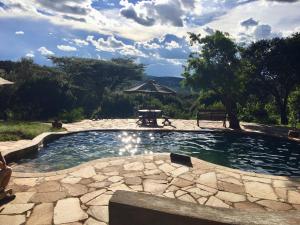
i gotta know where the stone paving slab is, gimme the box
[0,154,298,224]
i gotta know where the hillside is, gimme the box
[146,75,186,92]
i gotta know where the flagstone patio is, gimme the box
[0,119,299,225]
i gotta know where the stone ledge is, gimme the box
[109,190,300,225]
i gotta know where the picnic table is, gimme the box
[137,109,162,126]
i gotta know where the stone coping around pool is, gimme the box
[10,153,300,183]
[2,152,300,225]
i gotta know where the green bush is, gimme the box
[59,108,85,123]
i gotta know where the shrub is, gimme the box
[59,108,85,123]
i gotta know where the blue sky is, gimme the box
[0,0,300,77]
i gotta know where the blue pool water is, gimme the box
[14,131,300,176]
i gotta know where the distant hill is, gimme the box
[145,75,186,92]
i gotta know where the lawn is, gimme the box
[0,121,65,141]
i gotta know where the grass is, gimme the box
[0,121,65,141]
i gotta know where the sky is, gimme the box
[0,0,300,77]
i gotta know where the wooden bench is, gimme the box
[197,110,227,127]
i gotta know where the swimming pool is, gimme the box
[13,131,300,176]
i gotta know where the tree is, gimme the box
[50,57,145,115]
[183,31,244,129]
[243,33,300,124]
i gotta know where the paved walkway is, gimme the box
[0,119,299,225]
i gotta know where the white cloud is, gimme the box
[87,35,146,57]
[25,51,34,58]
[73,38,89,47]
[38,46,54,56]
[57,45,77,52]
[165,40,180,50]
[207,0,300,42]
[15,30,24,35]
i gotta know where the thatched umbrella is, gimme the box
[124,80,176,95]
[0,77,14,86]
[124,79,176,112]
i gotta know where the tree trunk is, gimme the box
[280,106,288,125]
[225,100,241,130]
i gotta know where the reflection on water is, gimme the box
[13,131,300,176]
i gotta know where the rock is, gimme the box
[197,197,207,204]
[124,162,144,171]
[215,191,246,203]
[94,162,109,170]
[275,188,287,201]
[61,176,82,184]
[79,178,93,185]
[170,167,189,177]
[158,163,176,173]
[129,185,143,191]
[26,203,53,225]
[218,181,245,194]
[234,202,265,212]
[62,183,88,197]
[87,206,108,222]
[186,187,212,197]
[10,192,35,204]
[145,163,157,170]
[54,198,88,224]
[108,176,123,183]
[178,194,197,203]
[13,178,38,187]
[109,184,131,192]
[273,180,296,188]
[123,172,143,178]
[242,176,271,184]
[144,169,161,175]
[0,203,34,214]
[288,191,300,204]
[196,172,218,189]
[124,177,142,185]
[257,200,292,211]
[0,215,25,225]
[45,174,66,181]
[88,181,111,189]
[84,218,107,225]
[163,192,175,198]
[143,179,167,194]
[175,190,187,197]
[143,173,168,180]
[205,196,230,208]
[36,181,61,192]
[171,178,193,188]
[92,175,107,182]
[179,173,195,181]
[71,166,97,178]
[196,184,218,194]
[80,189,107,204]
[87,194,112,206]
[244,182,277,200]
[30,191,66,203]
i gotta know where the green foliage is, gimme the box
[288,87,300,127]
[0,121,65,141]
[59,108,85,123]
[183,31,243,129]
[0,57,145,121]
[238,97,279,124]
[242,33,300,124]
